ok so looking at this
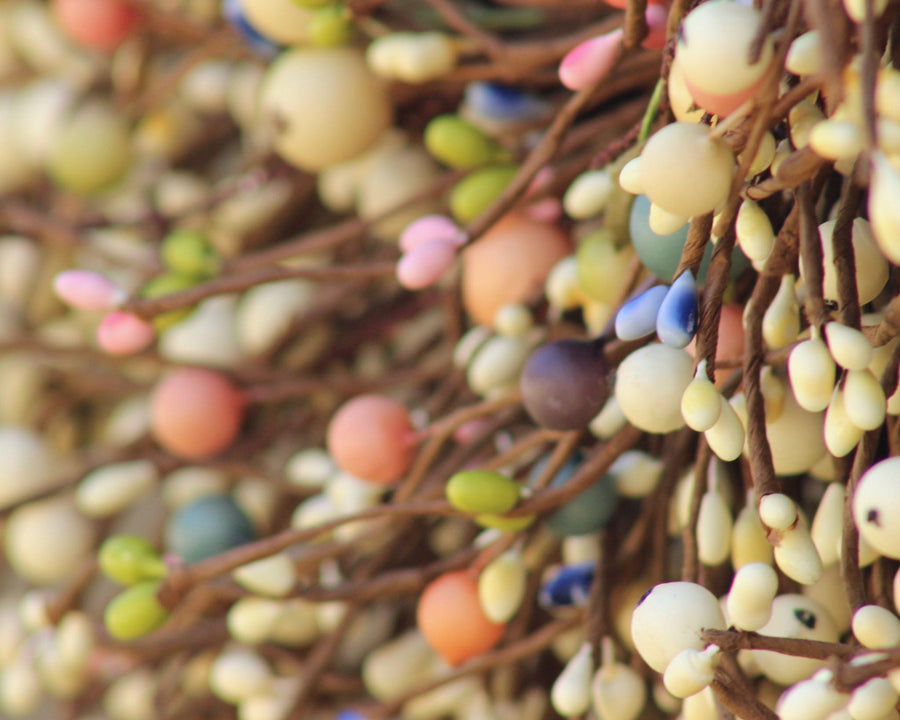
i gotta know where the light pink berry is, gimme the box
[559,29,624,91]
[525,198,564,223]
[96,311,155,356]
[643,4,669,49]
[54,270,126,311]
[399,215,465,253]
[396,237,458,290]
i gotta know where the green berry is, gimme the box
[98,535,168,586]
[424,114,507,169]
[446,469,520,514]
[449,164,518,223]
[160,229,220,278]
[309,4,352,47]
[104,581,170,641]
[140,272,199,331]
[475,512,536,532]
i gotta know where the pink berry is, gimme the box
[642,4,669,50]
[559,29,624,91]
[54,270,125,311]
[399,215,465,253]
[151,368,245,459]
[96,312,155,356]
[397,237,458,290]
[52,0,140,51]
[326,394,415,485]
[524,198,564,223]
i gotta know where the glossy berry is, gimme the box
[520,338,610,430]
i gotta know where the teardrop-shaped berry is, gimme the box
[656,271,698,348]
[559,30,624,91]
[615,285,668,341]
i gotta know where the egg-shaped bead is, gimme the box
[467,335,531,397]
[232,553,296,598]
[727,562,778,631]
[735,199,776,261]
[630,582,726,673]
[615,344,694,434]
[208,648,272,704]
[773,521,824,586]
[854,457,900,559]
[226,597,283,644]
[824,385,865,458]
[478,551,526,623]
[847,678,898,720]
[697,488,732,565]
[789,333,837,412]
[785,30,823,76]
[810,483,845,567]
[759,493,797,531]
[704,396,745,462]
[869,152,900,263]
[76,459,157,518]
[852,605,900,649]
[563,169,614,220]
[843,369,886,430]
[825,322,874,370]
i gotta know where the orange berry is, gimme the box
[417,570,505,666]
[461,213,569,326]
